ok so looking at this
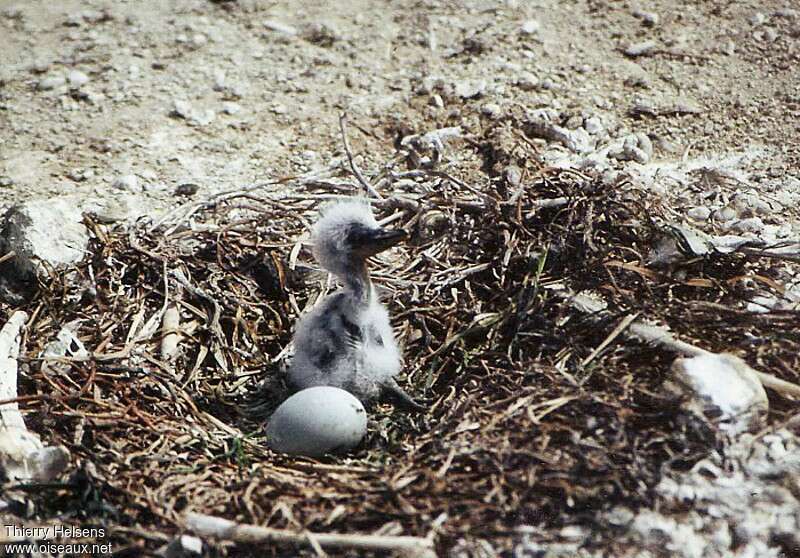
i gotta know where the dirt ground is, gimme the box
[1,0,798,217]
[1,0,800,556]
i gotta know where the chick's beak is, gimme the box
[355,228,407,257]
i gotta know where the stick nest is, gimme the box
[3,123,799,555]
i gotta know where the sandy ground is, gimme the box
[1,0,800,555]
[1,0,798,220]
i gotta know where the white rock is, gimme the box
[266,387,367,457]
[1,200,88,268]
[67,70,89,88]
[191,33,207,48]
[221,101,241,115]
[515,72,539,91]
[687,206,711,220]
[112,174,140,192]
[453,79,486,99]
[0,199,90,303]
[263,19,298,36]
[670,353,768,435]
[520,20,540,35]
[731,217,764,234]
[583,116,604,135]
[481,102,501,118]
[37,75,66,91]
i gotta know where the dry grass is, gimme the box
[3,119,799,556]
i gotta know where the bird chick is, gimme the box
[288,200,422,409]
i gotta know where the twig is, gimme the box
[0,311,70,482]
[161,303,181,363]
[560,290,800,398]
[338,113,383,199]
[186,512,435,556]
[581,312,639,367]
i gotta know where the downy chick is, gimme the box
[288,200,422,409]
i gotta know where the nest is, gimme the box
[3,122,799,556]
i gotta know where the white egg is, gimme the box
[266,386,367,457]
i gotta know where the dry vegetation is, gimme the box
[4,115,799,556]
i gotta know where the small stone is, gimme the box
[732,217,765,234]
[565,115,583,130]
[221,101,241,115]
[774,8,798,19]
[175,183,199,196]
[761,27,778,42]
[190,33,207,49]
[635,132,653,159]
[304,22,338,47]
[67,70,89,88]
[429,94,444,108]
[173,99,193,119]
[514,72,539,91]
[481,102,501,118]
[624,40,658,57]
[713,206,737,222]
[0,176,14,187]
[67,168,94,182]
[30,59,51,74]
[212,69,226,91]
[520,19,540,35]
[669,353,768,435]
[750,12,766,26]
[454,79,486,99]
[687,206,711,221]
[263,19,298,36]
[37,75,66,91]
[112,174,140,192]
[634,9,660,26]
[583,116,603,135]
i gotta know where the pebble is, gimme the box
[731,217,764,234]
[583,116,603,135]
[760,27,778,42]
[609,134,651,164]
[481,102,501,118]
[774,8,798,19]
[221,101,241,115]
[212,69,226,91]
[713,206,737,222]
[173,99,193,120]
[175,183,199,196]
[624,40,658,57]
[687,206,711,220]
[263,19,298,36]
[0,176,14,187]
[454,79,486,99]
[520,20,540,35]
[190,33,207,49]
[565,115,583,130]
[30,59,51,74]
[633,9,660,27]
[67,168,94,182]
[429,94,444,108]
[514,71,539,91]
[750,12,766,26]
[37,75,66,91]
[67,70,89,88]
[636,132,653,159]
[112,174,140,192]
